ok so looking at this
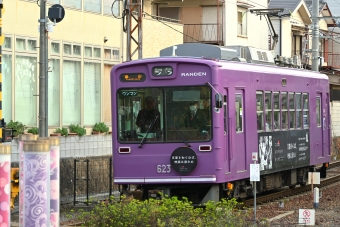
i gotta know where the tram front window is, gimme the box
[117,86,212,143]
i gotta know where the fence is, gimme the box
[60,155,115,206]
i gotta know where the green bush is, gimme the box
[74,195,254,227]
[92,122,109,134]
[69,124,86,136]
[7,120,26,137]
[27,127,39,135]
[54,127,68,137]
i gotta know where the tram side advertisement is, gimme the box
[258,130,310,173]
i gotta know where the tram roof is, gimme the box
[115,56,329,80]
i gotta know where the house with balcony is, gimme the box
[144,0,269,50]
[268,0,340,137]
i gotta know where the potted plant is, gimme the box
[27,127,39,135]
[92,122,109,135]
[69,124,86,136]
[51,127,68,137]
[7,120,27,137]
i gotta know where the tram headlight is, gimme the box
[164,67,173,75]
[153,67,163,76]
[152,66,173,76]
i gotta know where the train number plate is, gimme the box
[157,164,171,173]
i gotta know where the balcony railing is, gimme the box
[183,24,223,45]
[326,53,340,68]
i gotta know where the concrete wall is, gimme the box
[9,134,112,162]
[331,101,340,137]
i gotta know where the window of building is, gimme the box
[265,92,272,131]
[316,96,321,127]
[4,36,12,49]
[85,46,92,57]
[296,93,302,128]
[3,54,12,122]
[104,0,120,16]
[16,38,26,51]
[237,10,247,36]
[64,0,82,9]
[281,92,288,129]
[94,47,101,58]
[84,0,101,13]
[15,56,37,126]
[51,42,60,55]
[256,91,263,131]
[235,93,243,132]
[289,92,295,129]
[104,47,120,61]
[84,61,101,125]
[63,43,81,56]
[27,39,37,51]
[273,92,280,130]
[303,93,309,128]
[15,37,37,53]
[84,45,101,59]
[48,59,60,126]
[103,64,113,125]
[63,60,81,125]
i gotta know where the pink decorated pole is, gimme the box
[23,141,50,227]
[18,134,38,226]
[38,137,60,227]
[0,144,11,227]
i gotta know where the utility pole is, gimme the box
[39,0,48,137]
[312,0,319,71]
[125,0,142,61]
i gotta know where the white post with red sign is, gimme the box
[298,209,315,225]
[250,152,260,225]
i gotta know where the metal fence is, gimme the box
[60,155,114,206]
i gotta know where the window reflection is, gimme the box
[117,86,212,143]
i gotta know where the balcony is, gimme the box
[326,53,340,69]
[183,24,223,45]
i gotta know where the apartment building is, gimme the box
[3,0,183,134]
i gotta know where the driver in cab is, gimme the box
[136,96,160,133]
[184,101,207,132]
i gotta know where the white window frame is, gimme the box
[237,8,247,36]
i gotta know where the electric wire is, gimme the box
[142,11,200,42]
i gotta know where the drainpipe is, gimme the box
[279,16,282,56]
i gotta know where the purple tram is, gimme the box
[111,55,330,204]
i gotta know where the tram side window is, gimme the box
[273,92,280,130]
[265,92,272,131]
[256,91,264,131]
[296,93,302,128]
[235,94,243,132]
[281,92,288,129]
[316,97,321,127]
[289,92,295,129]
[303,93,309,128]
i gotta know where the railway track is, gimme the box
[243,161,340,207]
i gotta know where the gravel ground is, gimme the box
[12,166,340,226]
[254,166,340,226]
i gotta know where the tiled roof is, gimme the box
[268,0,301,15]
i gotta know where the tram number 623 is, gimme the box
[157,164,171,173]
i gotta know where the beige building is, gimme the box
[3,0,183,134]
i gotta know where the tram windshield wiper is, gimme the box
[139,116,159,148]
[168,119,191,147]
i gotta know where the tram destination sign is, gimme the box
[120,73,146,82]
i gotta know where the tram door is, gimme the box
[315,93,330,158]
[231,89,246,172]
[324,93,331,157]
